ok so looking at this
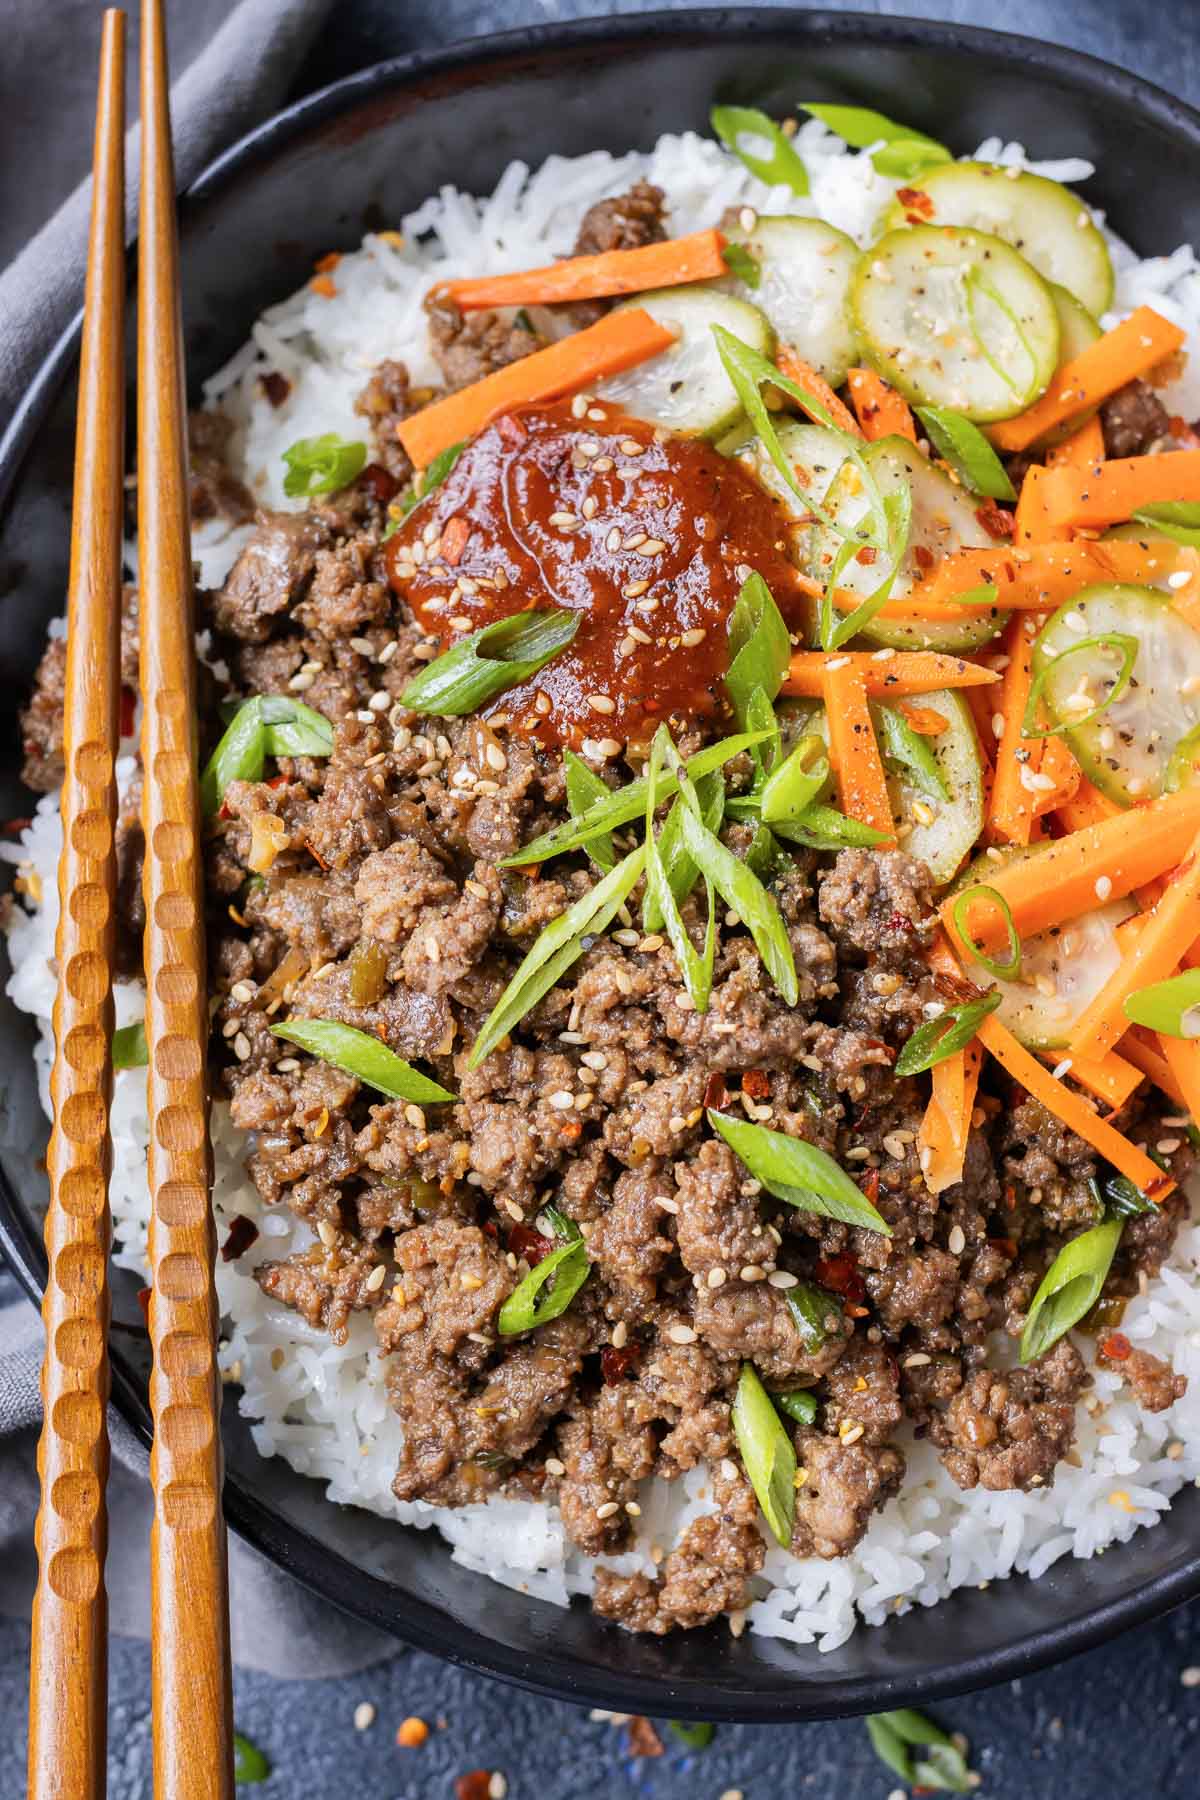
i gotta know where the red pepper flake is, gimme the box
[2,817,31,835]
[626,1716,664,1758]
[266,774,288,790]
[896,187,935,219]
[481,1219,499,1239]
[975,499,1015,540]
[601,1342,641,1384]
[861,1167,880,1206]
[260,370,291,408]
[988,1236,1018,1261]
[814,1252,866,1305]
[454,1772,492,1800]
[741,1068,770,1101]
[310,274,338,299]
[887,910,916,935]
[119,684,137,739]
[306,838,330,870]
[911,543,936,572]
[1101,1331,1133,1361]
[220,1215,260,1263]
[136,1286,151,1325]
[358,460,399,504]
[702,1071,728,1110]
[509,1223,554,1265]
[441,515,471,566]
[854,544,878,565]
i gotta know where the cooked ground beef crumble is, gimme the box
[19,185,1194,1638]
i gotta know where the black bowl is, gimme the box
[4,8,1200,1723]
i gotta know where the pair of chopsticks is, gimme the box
[26,6,233,1797]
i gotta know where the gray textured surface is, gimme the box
[6,1,1200,1793]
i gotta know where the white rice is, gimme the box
[8,125,1200,1650]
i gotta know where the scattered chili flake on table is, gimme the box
[626,1715,664,1757]
[454,1771,492,1800]
[396,1715,429,1748]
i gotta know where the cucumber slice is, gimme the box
[599,288,773,439]
[852,226,1059,422]
[883,162,1114,318]
[798,434,1009,652]
[793,688,984,884]
[721,216,859,385]
[1032,583,1200,804]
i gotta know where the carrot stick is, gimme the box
[821,659,895,843]
[1069,832,1200,1060]
[896,701,950,735]
[1040,450,1200,530]
[1045,412,1106,471]
[977,1014,1173,1199]
[1157,1033,1200,1124]
[1031,733,1082,820]
[441,229,728,310]
[396,308,676,467]
[918,1042,982,1195]
[989,307,1185,454]
[781,649,1002,700]
[847,367,917,443]
[941,788,1200,950]
[987,614,1043,845]
[904,538,1200,616]
[1052,773,1121,834]
[1042,1048,1143,1112]
[1121,1026,1188,1109]
[776,345,862,436]
[1014,463,1058,544]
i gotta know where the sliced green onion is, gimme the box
[270,1019,456,1103]
[281,433,366,499]
[875,703,948,800]
[1123,967,1200,1038]
[1022,632,1138,740]
[1019,1218,1123,1364]
[1165,719,1200,793]
[677,801,797,1004]
[200,695,334,814]
[539,1204,582,1244]
[915,405,1017,501]
[504,729,769,866]
[784,1280,843,1353]
[112,1021,148,1070]
[708,1109,891,1234]
[760,734,830,822]
[710,105,809,195]
[726,573,791,731]
[233,1732,271,1784]
[470,847,646,1067]
[770,803,890,851]
[400,607,578,717]
[722,243,761,287]
[744,820,787,880]
[866,1711,970,1794]
[563,749,615,872]
[952,885,1022,980]
[1132,501,1200,546]
[824,482,914,652]
[799,102,951,179]
[387,439,467,537]
[775,1388,818,1426]
[668,1721,715,1751]
[642,768,725,933]
[497,1237,590,1335]
[644,727,715,1012]
[1102,1172,1156,1218]
[893,991,1002,1077]
[260,696,335,759]
[731,1362,796,1547]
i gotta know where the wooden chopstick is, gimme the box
[26,14,126,1798]
[137,2,234,1793]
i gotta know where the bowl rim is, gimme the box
[4,5,1200,1721]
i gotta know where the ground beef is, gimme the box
[255,1242,382,1342]
[791,1426,905,1558]
[1102,1343,1187,1412]
[573,181,667,255]
[424,292,541,390]
[353,359,419,484]
[818,848,936,965]
[189,410,255,524]
[931,1339,1089,1491]
[212,508,331,643]
[1100,379,1173,458]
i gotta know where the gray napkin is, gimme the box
[0,0,397,1676]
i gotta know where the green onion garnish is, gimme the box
[270,1019,456,1103]
[893,991,1002,1077]
[1102,1172,1156,1218]
[563,749,615,872]
[676,784,798,1005]
[1132,501,1200,546]
[400,607,578,718]
[233,1732,271,1784]
[865,1710,971,1793]
[281,432,367,499]
[783,1280,842,1353]
[710,105,809,195]
[668,1721,715,1751]
[644,728,716,1013]
[1019,1218,1124,1364]
[1021,632,1139,740]
[731,1362,796,1547]
[759,733,830,823]
[952,884,1022,981]
[1165,719,1200,793]
[799,103,952,179]
[498,1236,590,1335]
[641,767,725,934]
[875,702,948,801]
[260,695,336,760]
[1123,967,1200,1038]
[722,243,761,288]
[708,1109,891,1234]
[769,803,890,851]
[469,846,646,1068]
[200,695,334,815]
[775,1388,819,1426]
[112,1021,149,1070]
[915,405,1017,502]
[725,572,791,735]
[388,439,467,537]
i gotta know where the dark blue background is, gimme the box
[5,2,1200,1794]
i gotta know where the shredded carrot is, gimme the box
[941,787,1200,951]
[902,538,1200,617]
[1069,832,1200,1060]
[1041,1049,1143,1112]
[1052,773,1121,834]
[781,650,1002,700]
[1122,1027,1188,1109]
[1044,412,1106,472]
[846,367,917,443]
[977,1014,1173,1199]
[441,229,728,310]
[896,701,950,735]
[1014,464,1058,545]
[918,1042,982,1195]
[1030,733,1082,820]
[397,308,676,468]
[989,307,1185,454]
[987,614,1043,845]
[1040,450,1200,530]
[821,660,896,843]
[776,346,862,436]
[1156,1034,1200,1125]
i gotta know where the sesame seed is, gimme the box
[767,1270,798,1289]
[233,1032,251,1062]
[605,526,622,552]
[839,1422,865,1446]
[624,531,647,550]
[707,1267,727,1288]
[1094,875,1113,900]
[571,393,589,419]
[404,1104,426,1130]
[622,579,650,599]
[288,670,316,692]
[365,1264,387,1293]
[549,510,579,529]
[545,1456,566,1476]
[484,742,507,771]
[618,438,644,456]
[739,1264,766,1283]
[489,1775,508,1800]
[613,927,640,946]
[656,1196,680,1214]
[587,407,607,423]
[680,628,707,647]
[581,495,598,519]
[595,1501,620,1519]
[948,1225,966,1255]
[904,1352,932,1368]
[316,1220,337,1247]
[611,1319,628,1349]
[1157,1138,1182,1155]
[640,537,666,555]
[354,1702,376,1731]
[593,454,614,472]
[549,1090,575,1110]
[668,1323,697,1344]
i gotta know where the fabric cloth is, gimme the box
[0,0,398,1676]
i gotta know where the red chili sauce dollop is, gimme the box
[385,399,804,748]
